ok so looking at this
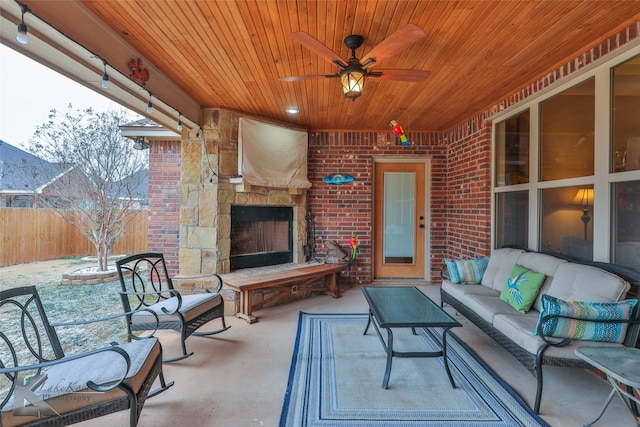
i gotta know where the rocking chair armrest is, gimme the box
[172,273,224,293]
[51,307,162,337]
[0,344,131,393]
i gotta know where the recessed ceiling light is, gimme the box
[285,107,299,114]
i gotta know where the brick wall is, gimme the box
[308,131,447,284]
[147,140,181,273]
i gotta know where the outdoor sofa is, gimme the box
[440,247,640,414]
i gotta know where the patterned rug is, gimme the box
[279,312,548,427]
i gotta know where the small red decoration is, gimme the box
[128,58,150,87]
[390,120,411,146]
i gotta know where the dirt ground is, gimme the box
[0,257,97,289]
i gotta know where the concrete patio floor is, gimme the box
[75,283,637,427]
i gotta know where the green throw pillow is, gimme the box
[499,264,545,313]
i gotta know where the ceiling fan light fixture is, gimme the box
[341,69,365,101]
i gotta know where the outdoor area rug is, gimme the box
[279,312,548,427]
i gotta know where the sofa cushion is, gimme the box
[536,294,638,343]
[492,313,623,357]
[444,257,490,284]
[515,252,568,312]
[545,263,630,303]
[481,248,526,291]
[456,293,514,324]
[499,264,546,313]
[441,279,500,302]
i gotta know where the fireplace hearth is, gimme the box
[230,206,293,270]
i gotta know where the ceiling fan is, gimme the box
[280,24,430,100]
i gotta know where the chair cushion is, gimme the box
[535,294,638,343]
[1,338,161,426]
[499,264,546,313]
[131,293,223,325]
[444,257,489,284]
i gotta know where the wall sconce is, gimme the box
[16,3,29,45]
[133,136,149,150]
[570,188,594,241]
[340,67,366,101]
[177,113,183,131]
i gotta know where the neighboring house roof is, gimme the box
[0,140,149,202]
[120,118,180,138]
[119,168,149,201]
[0,140,65,194]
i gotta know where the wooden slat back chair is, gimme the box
[116,253,230,362]
[0,286,173,427]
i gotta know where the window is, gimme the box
[612,181,640,270]
[541,186,593,261]
[495,111,530,187]
[493,44,640,269]
[495,191,528,248]
[612,54,640,172]
[540,79,594,181]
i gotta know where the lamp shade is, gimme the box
[570,188,594,207]
[341,69,365,101]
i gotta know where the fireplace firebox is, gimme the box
[230,206,293,270]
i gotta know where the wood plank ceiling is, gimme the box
[15,1,640,131]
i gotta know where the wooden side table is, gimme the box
[575,346,640,427]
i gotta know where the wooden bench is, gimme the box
[221,263,348,323]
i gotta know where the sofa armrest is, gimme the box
[536,313,639,347]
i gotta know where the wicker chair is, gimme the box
[0,286,173,427]
[116,253,230,362]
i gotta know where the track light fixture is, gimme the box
[101,59,110,90]
[146,92,153,114]
[177,113,183,132]
[16,3,29,45]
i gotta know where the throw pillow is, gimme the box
[499,264,546,313]
[444,257,489,284]
[536,294,638,343]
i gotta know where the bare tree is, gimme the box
[23,105,148,271]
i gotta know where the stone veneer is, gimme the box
[176,109,308,310]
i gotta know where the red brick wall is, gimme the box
[444,120,493,261]
[308,131,447,284]
[147,140,181,273]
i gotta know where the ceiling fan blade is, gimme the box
[374,69,431,82]
[290,31,345,65]
[279,74,338,82]
[361,24,426,66]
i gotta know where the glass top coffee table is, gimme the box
[362,286,462,389]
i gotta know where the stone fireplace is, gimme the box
[177,109,308,297]
[230,205,293,270]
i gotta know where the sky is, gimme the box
[0,44,122,150]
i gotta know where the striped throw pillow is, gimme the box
[536,294,638,343]
[444,257,490,285]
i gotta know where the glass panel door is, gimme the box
[383,172,415,263]
[374,162,425,278]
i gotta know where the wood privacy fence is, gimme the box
[0,208,148,267]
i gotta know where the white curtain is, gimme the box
[239,118,311,188]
